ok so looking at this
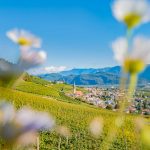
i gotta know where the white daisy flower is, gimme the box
[112,0,150,29]
[112,36,150,74]
[6,29,41,48]
[18,48,47,70]
[0,102,55,145]
[15,107,55,132]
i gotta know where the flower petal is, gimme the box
[112,37,128,64]
[112,0,150,27]
[131,36,150,64]
[6,29,20,43]
[18,49,47,70]
[7,29,42,48]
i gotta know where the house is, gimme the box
[75,91,83,97]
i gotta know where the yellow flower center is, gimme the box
[124,58,145,74]
[124,13,141,29]
[18,37,32,46]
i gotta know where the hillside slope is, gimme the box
[0,75,147,149]
[0,87,140,150]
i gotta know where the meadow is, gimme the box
[0,76,148,150]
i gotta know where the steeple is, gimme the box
[73,81,76,94]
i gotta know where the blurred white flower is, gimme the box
[15,107,54,131]
[16,131,37,146]
[0,102,15,124]
[89,117,103,138]
[112,37,128,64]
[6,29,41,48]
[112,0,150,29]
[56,126,71,138]
[18,48,47,70]
[0,102,55,145]
[112,36,150,74]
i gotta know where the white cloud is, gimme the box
[28,66,67,75]
[44,66,67,73]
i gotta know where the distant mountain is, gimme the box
[39,73,64,81]
[99,66,121,75]
[60,66,121,76]
[60,68,102,76]
[39,72,120,85]
[38,65,150,85]
[63,72,120,85]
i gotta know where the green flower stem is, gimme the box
[100,24,137,150]
[119,71,128,111]
[101,73,138,150]
[100,72,127,150]
[119,70,127,90]
[127,73,138,103]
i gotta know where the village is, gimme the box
[66,82,150,115]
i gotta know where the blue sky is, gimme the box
[0,0,150,72]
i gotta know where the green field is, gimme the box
[0,76,149,150]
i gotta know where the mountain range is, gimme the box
[1,58,149,86]
[38,66,150,85]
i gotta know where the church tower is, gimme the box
[73,81,76,95]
